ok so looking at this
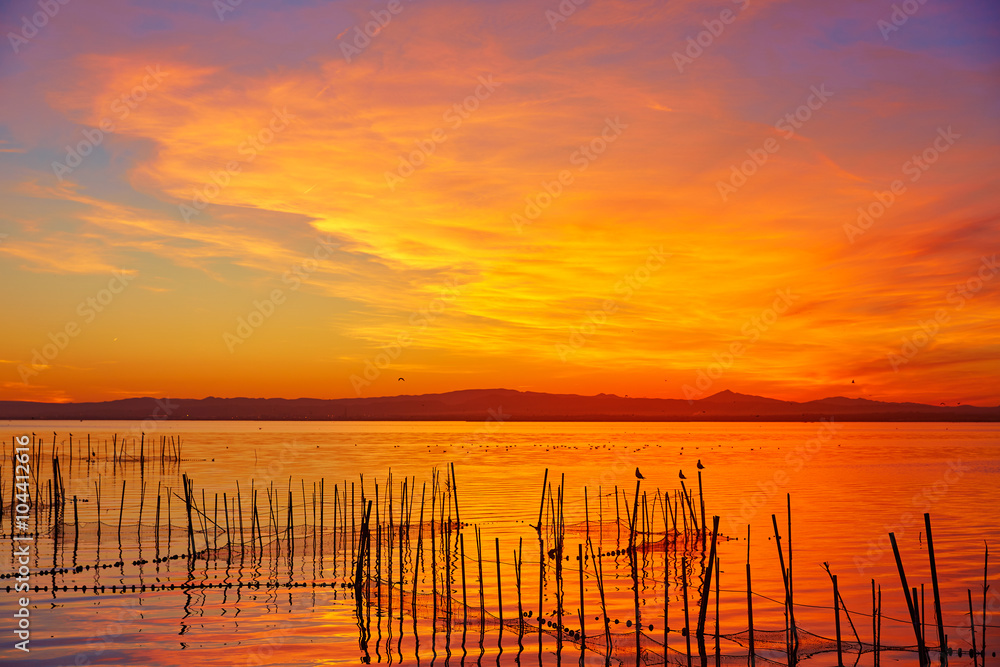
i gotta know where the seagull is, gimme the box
[635,467,645,480]
[696,460,704,470]
[679,470,686,480]
[398,377,405,381]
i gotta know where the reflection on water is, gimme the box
[0,421,997,666]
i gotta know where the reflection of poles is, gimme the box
[663,493,670,659]
[460,533,468,654]
[682,555,691,667]
[587,539,611,666]
[355,500,373,613]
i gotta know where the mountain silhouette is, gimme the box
[1,389,997,421]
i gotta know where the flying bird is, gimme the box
[851,380,855,384]
[635,467,645,480]
[697,460,704,470]
[398,377,405,381]
[679,470,687,480]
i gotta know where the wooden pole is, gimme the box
[834,573,844,666]
[496,537,504,643]
[682,555,691,667]
[889,532,929,665]
[697,516,720,639]
[747,526,755,667]
[968,590,978,667]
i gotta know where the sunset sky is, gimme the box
[1,0,998,405]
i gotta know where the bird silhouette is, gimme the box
[697,460,704,470]
[679,470,686,480]
[398,377,405,381]
[635,467,645,480]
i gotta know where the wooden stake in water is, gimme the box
[747,526,755,667]
[516,539,524,649]
[577,542,585,649]
[889,532,929,665]
[495,537,504,643]
[834,573,843,666]
[872,579,878,667]
[697,516,720,641]
[682,555,691,667]
[968,590,978,667]
[715,554,721,667]
[771,513,797,662]
[980,541,988,667]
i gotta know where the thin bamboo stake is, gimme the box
[747,526,755,667]
[834,573,843,666]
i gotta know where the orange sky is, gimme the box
[1,0,998,405]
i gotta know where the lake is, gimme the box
[1,420,997,666]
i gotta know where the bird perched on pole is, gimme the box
[697,460,704,470]
[679,470,686,480]
[635,467,645,480]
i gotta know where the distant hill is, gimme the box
[1,389,998,421]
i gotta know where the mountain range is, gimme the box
[1,389,998,421]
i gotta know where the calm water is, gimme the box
[1,420,998,666]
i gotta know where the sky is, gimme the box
[0,0,998,405]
